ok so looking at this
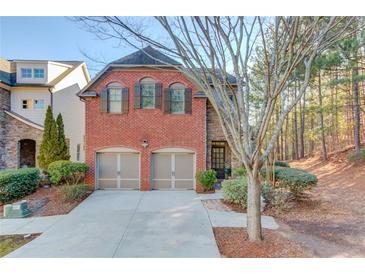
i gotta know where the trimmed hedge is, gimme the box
[348,148,365,163]
[58,183,90,202]
[48,160,89,185]
[260,166,317,196]
[222,177,248,208]
[274,161,290,168]
[0,168,40,204]
[196,169,217,191]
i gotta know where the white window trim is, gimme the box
[33,68,45,79]
[21,99,45,110]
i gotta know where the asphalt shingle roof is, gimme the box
[111,46,181,66]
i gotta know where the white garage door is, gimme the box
[97,152,140,189]
[152,153,194,190]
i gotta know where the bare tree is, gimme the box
[75,16,354,241]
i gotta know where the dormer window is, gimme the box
[21,68,32,78]
[34,68,45,78]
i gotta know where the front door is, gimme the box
[211,144,225,179]
[152,153,194,189]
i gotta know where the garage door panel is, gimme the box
[153,180,172,189]
[152,154,171,179]
[175,180,194,189]
[152,152,194,190]
[121,179,139,189]
[99,179,118,189]
[97,152,140,189]
[175,154,194,180]
[120,153,139,179]
[98,153,118,179]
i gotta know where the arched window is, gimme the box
[170,83,186,114]
[140,77,156,109]
[107,82,123,113]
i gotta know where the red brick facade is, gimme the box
[84,68,206,191]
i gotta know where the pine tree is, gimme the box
[37,106,59,170]
[56,113,70,160]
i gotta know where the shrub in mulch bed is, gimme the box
[213,227,312,258]
[0,168,40,204]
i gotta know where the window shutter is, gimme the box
[185,88,192,114]
[100,87,108,113]
[122,87,129,114]
[134,82,141,109]
[155,82,162,109]
[164,88,171,113]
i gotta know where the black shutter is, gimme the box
[100,87,108,113]
[134,82,141,109]
[155,82,162,109]
[164,88,171,114]
[185,88,192,114]
[122,87,129,114]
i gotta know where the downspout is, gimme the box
[48,87,54,109]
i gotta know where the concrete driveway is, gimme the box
[6,190,220,258]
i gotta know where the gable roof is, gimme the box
[111,46,181,66]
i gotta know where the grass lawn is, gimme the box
[0,234,39,257]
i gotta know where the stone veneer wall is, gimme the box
[0,87,43,169]
[206,100,241,171]
[0,87,10,169]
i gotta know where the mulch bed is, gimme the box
[0,186,91,218]
[213,227,313,258]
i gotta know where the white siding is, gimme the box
[53,65,88,162]
[10,89,50,125]
[16,62,48,85]
[47,63,68,83]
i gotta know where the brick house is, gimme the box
[79,46,239,192]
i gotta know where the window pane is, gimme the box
[108,88,122,113]
[34,99,44,109]
[141,83,155,108]
[21,68,32,78]
[22,99,31,109]
[171,101,184,113]
[34,69,45,78]
[170,89,185,113]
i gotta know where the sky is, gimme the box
[0,17,138,76]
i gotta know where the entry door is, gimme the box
[152,153,194,189]
[211,145,225,179]
[97,152,140,189]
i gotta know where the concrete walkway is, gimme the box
[6,191,220,258]
[198,190,279,230]
[0,215,63,235]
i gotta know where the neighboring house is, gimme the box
[0,58,90,169]
[79,46,240,191]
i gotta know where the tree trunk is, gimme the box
[318,72,328,160]
[247,169,262,242]
[352,66,361,152]
[299,94,306,158]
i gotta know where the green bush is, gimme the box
[0,168,40,204]
[232,166,247,177]
[274,161,290,168]
[261,166,317,197]
[261,181,273,203]
[196,169,217,191]
[58,183,90,202]
[48,160,89,185]
[348,148,365,163]
[222,177,248,209]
